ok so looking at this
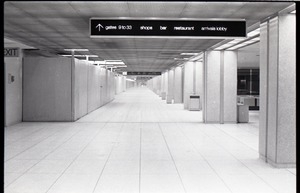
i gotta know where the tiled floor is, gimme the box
[4,87,296,193]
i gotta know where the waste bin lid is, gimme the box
[190,95,200,99]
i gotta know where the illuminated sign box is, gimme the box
[90,19,246,38]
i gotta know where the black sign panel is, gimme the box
[127,72,162,76]
[90,19,246,38]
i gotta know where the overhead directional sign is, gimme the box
[126,72,161,76]
[90,19,246,38]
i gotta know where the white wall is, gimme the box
[87,63,101,113]
[73,61,116,121]
[237,42,260,69]
[99,68,106,106]
[22,56,117,122]
[115,76,125,95]
[126,80,135,89]
[23,56,73,121]
[74,59,88,120]
[5,53,23,126]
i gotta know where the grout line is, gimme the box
[202,124,281,193]
[5,124,74,162]
[157,123,187,193]
[5,125,49,146]
[92,123,124,193]
[75,121,203,124]
[213,124,259,152]
[4,124,86,188]
[175,123,234,193]
[44,122,108,193]
[139,125,142,193]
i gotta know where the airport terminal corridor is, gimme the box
[4,1,296,193]
[77,86,203,123]
[4,87,295,193]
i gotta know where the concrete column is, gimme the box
[167,69,174,103]
[203,51,237,123]
[195,61,203,107]
[259,13,296,167]
[183,61,202,109]
[156,76,161,96]
[152,77,157,93]
[122,76,126,92]
[174,66,183,103]
[223,51,237,123]
[183,62,193,109]
[161,72,167,100]
[164,71,168,96]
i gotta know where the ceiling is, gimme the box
[4,1,293,72]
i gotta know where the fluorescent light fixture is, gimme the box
[214,38,246,50]
[105,60,122,62]
[190,53,203,61]
[105,61,125,65]
[174,58,189,60]
[61,54,98,57]
[126,78,135,82]
[98,61,106,64]
[290,10,296,14]
[106,64,127,68]
[64,49,89,51]
[180,53,198,55]
[226,37,260,50]
[98,60,126,66]
[247,28,260,37]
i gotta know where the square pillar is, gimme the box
[183,61,202,109]
[167,69,174,104]
[203,51,237,123]
[183,61,194,109]
[174,66,183,103]
[259,13,296,167]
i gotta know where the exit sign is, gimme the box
[4,48,19,57]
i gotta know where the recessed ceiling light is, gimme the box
[290,10,296,14]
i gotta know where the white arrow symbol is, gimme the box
[96,24,104,31]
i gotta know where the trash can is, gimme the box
[237,102,249,123]
[188,94,201,111]
[166,95,173,104]
[161,92,166,100]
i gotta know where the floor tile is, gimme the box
[94,174,139,193]
[5,173,60,193]
[47,174,99,193]
[141,174,185,193]
[4,87,296,193]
